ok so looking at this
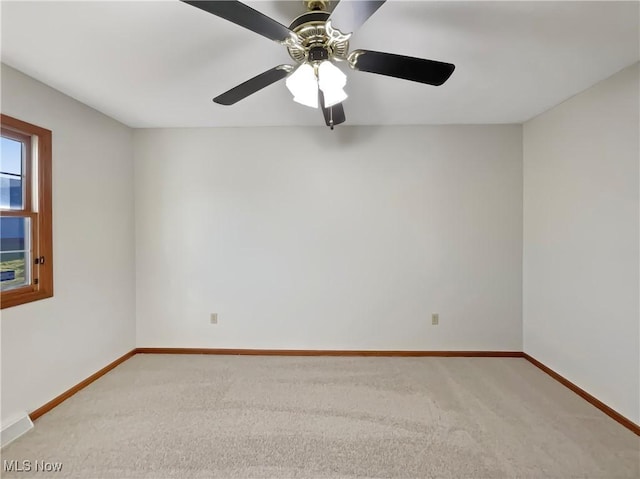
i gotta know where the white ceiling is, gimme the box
[1,1,638,128]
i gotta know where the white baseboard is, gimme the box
[1,413,33,448]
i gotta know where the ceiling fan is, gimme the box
[181,0,455,129]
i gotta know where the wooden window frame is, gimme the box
[1,114,53,308]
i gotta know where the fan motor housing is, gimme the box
[287,11,349,64]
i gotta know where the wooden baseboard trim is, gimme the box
[27,348,638,437]
[523,353,640,436]
[28,349,136,421]
[135,348,524,357]
[25,348,521,421]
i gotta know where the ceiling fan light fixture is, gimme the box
[318,61,348,107]
[286,63,318,108]
[184,0,456,128]
[321,88,347,108]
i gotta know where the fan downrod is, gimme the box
[305,0,329,12]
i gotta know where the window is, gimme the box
[1,114,52,308]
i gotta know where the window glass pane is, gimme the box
[0,137,24,209]
[0,217,30,291]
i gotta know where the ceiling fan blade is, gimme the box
[328,1,385,34]
[319,91,346,129]
[182,1,294,42]
[214,65,293,105]
[350,50,455,86]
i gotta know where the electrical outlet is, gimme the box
[432,313,439,325]
[210,313,218,324]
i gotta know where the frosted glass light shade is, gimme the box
[318,61,348,107]
[286,64,318,109]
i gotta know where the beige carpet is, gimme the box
[2,355,638,478]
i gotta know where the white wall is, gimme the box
[523,63,640,424]
[135,125,523,351]
[0,65,136,427]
